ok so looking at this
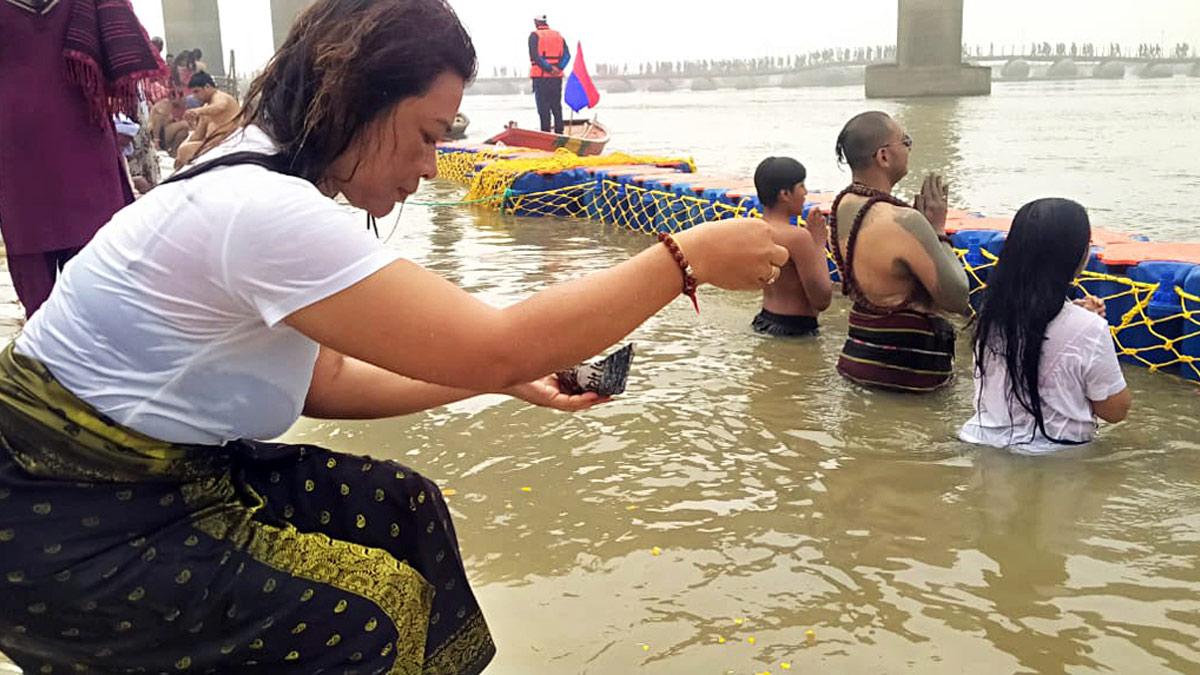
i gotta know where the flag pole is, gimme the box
[567,54,575,136]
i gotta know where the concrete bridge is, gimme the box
[866,0,990,97]
[971,55,1200,80]
[464,55,1200,97]
[469,0,1198,98]
[165,0,1198,99]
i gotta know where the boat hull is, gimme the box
[485,120,609,156]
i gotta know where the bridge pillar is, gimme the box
[271,0,316,50]
[866,0,990,98]
[1000,59,1030,80]
[1047,58,1079,79]
[1094,61,1126,80]
[161,0,224,76]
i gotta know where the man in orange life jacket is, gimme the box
[529,15,571,133]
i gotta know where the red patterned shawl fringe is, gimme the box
[65,49,169,127]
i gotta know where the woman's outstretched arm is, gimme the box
[302,346,604,418]
[286,219,787,392]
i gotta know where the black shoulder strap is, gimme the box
[160,151,297,186]
[159,150,381,236]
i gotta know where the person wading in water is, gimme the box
[751,156,833,337]
[829,111,971,392]
[960,198,1131,453]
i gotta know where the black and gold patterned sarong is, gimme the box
[0,344,495,674]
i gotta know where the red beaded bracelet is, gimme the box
[657,232,700,313]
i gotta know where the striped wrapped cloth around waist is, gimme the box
[836,305,957,393]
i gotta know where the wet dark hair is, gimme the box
[972,198,1092,444]
[754,157,807,208]
[188,71,216,88]
[205,0,477,185]
[835,111,894,171]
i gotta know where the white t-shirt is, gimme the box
[959,302,1127,454]
[16,126,400,445]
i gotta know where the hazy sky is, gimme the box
[131,0,1200,75]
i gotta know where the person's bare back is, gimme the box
[762,210,832,318]
[176,88,241,167]
[187,89,240,146]
[827,111,971,392]
[750,156,833,337]
[833,182,969,316]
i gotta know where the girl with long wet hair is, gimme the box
[0,0,787,672]
[959,198,1132,453]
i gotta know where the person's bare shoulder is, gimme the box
[771,222,822,266]
[768,221,808,247]
[888,203,935,234]
[849,200,897,234]
[837,194,912,229]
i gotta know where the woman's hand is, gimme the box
[673,218,790,290]
[505,375,610,412]
[1073,295,1107,318]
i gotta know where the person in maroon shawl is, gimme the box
[0,0,167,318]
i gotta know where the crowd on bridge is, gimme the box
[1018,42,1106,58]
[487,40,1196,81]
[1000,41,1192,59]
[592,46,900,77]
[487,46,900,79]
[1165,43,1194,58]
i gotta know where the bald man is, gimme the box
[828,111,970,393]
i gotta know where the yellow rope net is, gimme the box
[963,248,1200,380]
[436,147,502,186]
[507,180,747,227]
[436,149,1200,382]
[440,147,697,204]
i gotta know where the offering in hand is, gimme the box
[556,344,635,397]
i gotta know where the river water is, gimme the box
[282,79,1200,673]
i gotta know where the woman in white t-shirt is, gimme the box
[0,1,789,673]
[960,198,1132,454]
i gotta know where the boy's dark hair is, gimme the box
[188,71,216,88]
[754,156,807,208]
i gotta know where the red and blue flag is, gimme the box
[564,42,601,113]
